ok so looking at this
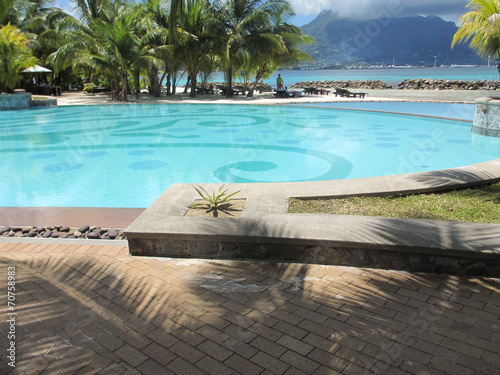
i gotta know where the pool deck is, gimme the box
[1,240,500,375]
[1,89,500,374]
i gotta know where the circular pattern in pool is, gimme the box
[1,103,498,208]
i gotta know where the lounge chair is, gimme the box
[335,88,367,98]
[274,89,302,98]
[219,87,242,96]
[303,87,330,95]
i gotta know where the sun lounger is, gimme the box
[274,89,302,98]
[219,87,243,96]
[303,87,330,95]
[334,88,367,98]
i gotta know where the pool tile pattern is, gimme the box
[1,242,499,374]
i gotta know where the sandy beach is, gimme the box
[54,88,499,106]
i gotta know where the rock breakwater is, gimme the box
[0,225,125,240]
[291,80,392,90]
[397,79,500,90]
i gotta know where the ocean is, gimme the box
[213,66,499,88]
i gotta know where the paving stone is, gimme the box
[114,344,148,367]
[280,349,321,374]
[169,341,205,364]
[197,339,233,362]
[137,358,175,375]
[94,332,125,352]
[224,353,264,375]
[195,354,235,375]
[1,243,499,375]
[250,336,288,358]
[307,348,349,373]
[251,351,290,374]
[168,357,206,375]
[223,336,259,359]
[142,342,176,366]
[276,334,315,356]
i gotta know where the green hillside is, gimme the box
[299,10,485,68]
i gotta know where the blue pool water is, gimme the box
[1,103,499,208]
[289,102,476,121]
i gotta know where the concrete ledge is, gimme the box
[31,97,57,107]
[125,159,500,276]
[0,93,31,110]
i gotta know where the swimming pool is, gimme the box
[289,102,476,121]
[1,103,498,208]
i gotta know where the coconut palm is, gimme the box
[177,0,217,97]
[139,0,177,97]
[92,2,146,101]
[169,0,184,42]
[245,6,313,97]
[210,0,291,97]
[0,23,38,92]
[43,0,114,83]
[46,0,152,100]
[1,0,22,26]
[452,0,500,76]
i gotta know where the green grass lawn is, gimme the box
[289,182,500,224]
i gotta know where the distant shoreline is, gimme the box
[212,66,499,88]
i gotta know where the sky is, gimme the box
[55,0,470,26]
[289,0,470,26]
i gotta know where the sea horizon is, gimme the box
[211,66,500,88]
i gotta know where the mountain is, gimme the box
[298,10,485,68]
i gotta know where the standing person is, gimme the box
[276,74,284,89]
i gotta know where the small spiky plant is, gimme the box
[190,185,241,212]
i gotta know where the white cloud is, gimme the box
[290,0,469,21]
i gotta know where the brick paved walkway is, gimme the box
[0,242,499,374]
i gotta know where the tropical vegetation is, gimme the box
[0,0,313,98]
[453,0,500,75]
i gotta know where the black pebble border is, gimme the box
[0,225,125,240]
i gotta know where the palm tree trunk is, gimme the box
[87,67,93,83]
[172,71,177,95]
[121,69,128,102]
[247,64,267,98]
[112,76,119,100]
[166,73,171,96]
[134,69,140,99]
[148,66,161,97]
[227,45,239,98]
[190,77,197,97]
[226,65,233,98]
[160,71,167,95]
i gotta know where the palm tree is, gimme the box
[177,0,216,97]
[452,0,500,76]
[46,0,152,101]
[43,0,113,84]
[0,23,38,92]
[210,0,291,97]
[92,2,144,101]
[245,6,313,97]
[0,0,22,26]
[169,0,184,42]
[139,0,177,97]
